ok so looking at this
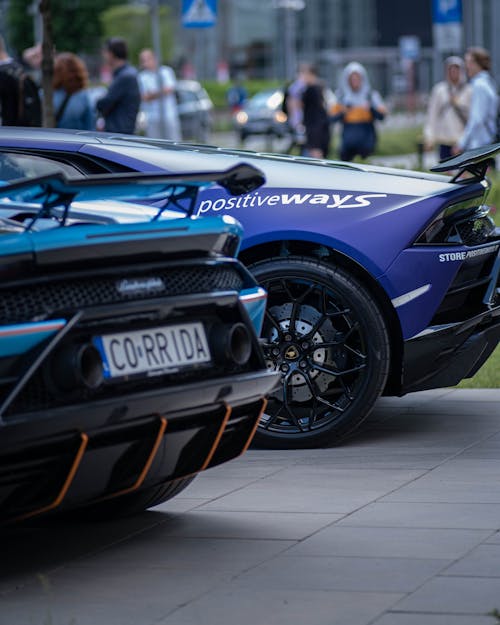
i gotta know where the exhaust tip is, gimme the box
[211,322,252,366]
[53,343,104,391]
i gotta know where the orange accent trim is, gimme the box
[96,416,168,502]
[0,322,65,337]
[199,403,232,471]
[239,397,268,455]
[343,106,374,124]
[13,432,89,522]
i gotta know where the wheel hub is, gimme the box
[284,345,300,361]
[264,303,341,402]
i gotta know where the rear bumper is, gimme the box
[0,369,279,523]
[400,305,500,394]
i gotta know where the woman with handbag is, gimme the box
[53,52,94,131]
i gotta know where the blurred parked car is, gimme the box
[0,164,279,523]
[234,87,336,143]
[234,89,288,142]
[176,79,214,143]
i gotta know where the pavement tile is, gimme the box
[263,466,424,487]
[394,576,500,614]
[372,613,496,625]
[337,502,500,530]
[232,554,448,593]
[380,477,500,504]
[293,450,456,470]
[154,510,341,540]
[443,544,500,577]
[0,566,233,625]
[192,467,423,514]
[486,531,500,544]
[287,526,491,559]
[0,512,169,594]
[71,533,296,573]
[195,481,390,514]
[156,588,404,625]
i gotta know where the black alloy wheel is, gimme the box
[249,257,391,448]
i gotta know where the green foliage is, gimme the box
[374,126,423,157]
[484,171,500,226]
[7,0,122,55]
[458,346,500,389]
[100,4,174,67]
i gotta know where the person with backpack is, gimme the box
[454,47,498,154]
[331,61,387,162]
[424,56,472,161]
[0,35,42,127]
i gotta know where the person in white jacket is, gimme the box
[454,47,498,154]
[424,56,471,161]
[138,48,181,141]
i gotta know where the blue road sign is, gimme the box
[432,0,462,24]
[182,0,217,28]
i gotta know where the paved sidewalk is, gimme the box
[1,388,500,625]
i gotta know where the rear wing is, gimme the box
[430,142,500,183]
[0,163,265,229]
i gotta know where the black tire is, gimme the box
[248,257,390,448]
[78,477,196,521]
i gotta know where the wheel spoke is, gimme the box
[344,322,360,341]
[344,343,367,360]
[289,300,300,335]
[338,377,355,401]
[311,362,366,377]
[264,309,283,336]
[262,401,285,430]
[282,371,307,432]
[300,370,345,419]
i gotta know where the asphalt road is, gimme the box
[2,388,500,625]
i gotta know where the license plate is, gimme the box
[93,322,211,378]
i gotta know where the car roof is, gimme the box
[0,127,453,190]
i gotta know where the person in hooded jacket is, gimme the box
[331,62,387,161]
[424,56,471,161]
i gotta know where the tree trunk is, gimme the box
[39,0,54,127]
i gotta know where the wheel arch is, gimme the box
[239,238,404,395]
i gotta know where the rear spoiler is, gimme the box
[430,142,500,183]
[0,163,265,227]
[0,163,265,203]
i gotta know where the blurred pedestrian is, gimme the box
[424,56,471,161]
[454,47,498,154]
[96,37,140,135]
[300,64,330,159]
[0,34,42,127]
[53,52,94,130]
[332,61,387,162]
[226,77,247,114]
[138,48,181,141]
[282,63,307,153]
